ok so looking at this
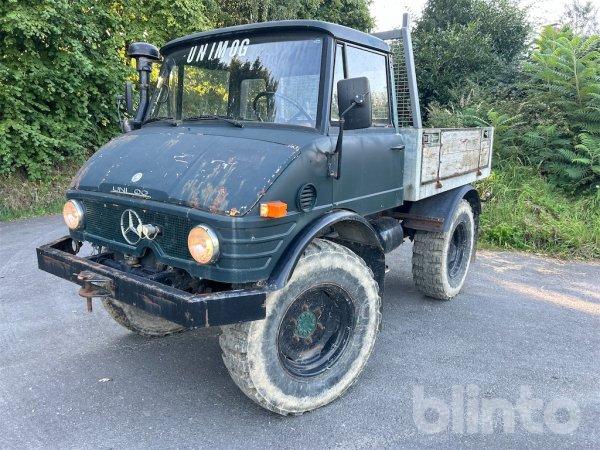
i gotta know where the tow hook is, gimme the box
[77,271,114,312]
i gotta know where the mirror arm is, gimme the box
[329,101,357,179]
[328,117,345,179]
[116,81,134,133]
[133,59,152,127]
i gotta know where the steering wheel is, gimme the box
[252,91,313,123]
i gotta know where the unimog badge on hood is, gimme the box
[110,185,151,199]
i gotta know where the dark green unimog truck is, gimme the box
[38,14,493,415]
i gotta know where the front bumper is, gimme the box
[37,236,266,328]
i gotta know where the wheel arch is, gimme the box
[401,185,481,234]
[268,210,386,294]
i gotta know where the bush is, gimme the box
[0,0,371,181]
[427,25,600,194]
[477,165,600,258]
[0,0,127,179]
[522,26,600,193]
[0,0,215,180]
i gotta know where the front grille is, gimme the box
[82,199,193,260]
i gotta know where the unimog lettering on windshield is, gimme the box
[37,15,494,416]
[186,38,250,62]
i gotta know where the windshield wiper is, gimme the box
[184,115,245,128]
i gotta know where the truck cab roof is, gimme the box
[161,20,389,54]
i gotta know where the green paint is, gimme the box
[296,310,317,338]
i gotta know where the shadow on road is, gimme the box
[0,216,599,447]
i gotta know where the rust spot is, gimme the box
[181,179,202,209]
[209,186,228,213]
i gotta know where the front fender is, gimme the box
[268,210,385,294]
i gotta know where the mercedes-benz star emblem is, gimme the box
[120,209,143,245]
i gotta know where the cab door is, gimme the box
[331,43,404,215]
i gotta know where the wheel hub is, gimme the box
[295,310,318,338]
[277,285,354,378]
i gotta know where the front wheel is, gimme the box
[219,239,381,415]
[412,199,476,300]
[102,298,185,337]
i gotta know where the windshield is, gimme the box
[146,34,324,128]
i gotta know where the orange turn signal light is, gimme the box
[260,201,287,218]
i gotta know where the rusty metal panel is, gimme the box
[37,236,267,328]
[71,128,303,217]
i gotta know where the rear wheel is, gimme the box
[219,239,381,415]
[102,298,185,337]
[412,199,476,300]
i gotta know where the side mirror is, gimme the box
[124,81,133,115]
[328,77,372,179]
[337,77,372,130]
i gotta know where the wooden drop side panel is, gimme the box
[420,128,492,186]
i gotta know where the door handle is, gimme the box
[391,145,405,151]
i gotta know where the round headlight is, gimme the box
[188,225,219,264]
[62,200,84,230]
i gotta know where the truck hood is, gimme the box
[70,127,302,216]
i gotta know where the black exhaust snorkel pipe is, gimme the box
[127,42,161,128]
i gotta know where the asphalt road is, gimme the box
[1,215,599,448]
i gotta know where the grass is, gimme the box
[477,165,600,259]
[0,164,78,221]
[2,160,598,259]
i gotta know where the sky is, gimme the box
[369,0,587,31]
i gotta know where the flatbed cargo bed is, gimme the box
[401,127,493,201]
[374,16,493,202]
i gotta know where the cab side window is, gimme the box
[345,46,390,125]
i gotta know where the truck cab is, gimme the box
[38,16,492,415]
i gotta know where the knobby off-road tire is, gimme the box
[219,239,381,415]
[102,298,185,337]
[412,199,476,300]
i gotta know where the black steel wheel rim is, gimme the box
[277,284,354,378]
[447,220,468,283]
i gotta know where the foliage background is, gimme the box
[412,0,599,258]
[0,0,371,179]
[0,0,598,257]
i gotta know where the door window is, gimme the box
[345,46,391,125]
[331,44,345,122]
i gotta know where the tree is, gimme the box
[113,0,212,46]
[522,26,600,192]
[207,0,373,31]
[0,0,127,179]
[0,0,213,179]
[0,0,374,179]
[562,0,600,36]
[314,0,374,31]
[413,0,530,111]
